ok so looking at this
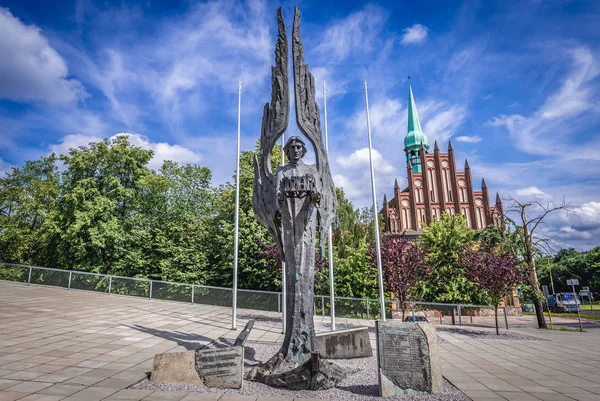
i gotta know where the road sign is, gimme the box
[542,285,549,298]
[567,279,579,286]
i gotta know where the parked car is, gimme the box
[404,315,429,323]
[521,304,534,312]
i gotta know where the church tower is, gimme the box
[404,84,429,173]
[381,81,504,235]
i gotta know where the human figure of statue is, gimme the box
[250,7,344,390]
[275,136,321,365]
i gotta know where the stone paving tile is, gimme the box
[17,394,65,401]
[141,391,188,401]
[95,378,140,389]
[530,394,577,401]
[0,392,31,401]
[0,371,17,379]
[5,381,53,394]
[102,389,154,400]
[496,391,543,400]
[463,390,506,400]
[2,371,46,381]
[61,386,119,401]
[218,396,259,401]
[179,394,222,401]
[36,384,86,397]
[562,394,599,401]
[0,381,21,391]
[62,376,105,386]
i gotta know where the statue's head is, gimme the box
[283,136,307,163]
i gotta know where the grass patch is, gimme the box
[524,311,600,320]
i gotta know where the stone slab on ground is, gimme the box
[376,321,443,396]
[195,346,244,389]
[316,326,373,359]
[151,351,202,385]
[234,321,254,347]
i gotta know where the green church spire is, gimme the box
[407,84,423,136]
[403,81,429,173]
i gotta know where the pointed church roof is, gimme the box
[482,178,487,188]
[404,84,429,150]
[394,178,399,189]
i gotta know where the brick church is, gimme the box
[381,85,503,236]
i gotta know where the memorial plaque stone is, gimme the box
[376,321,442,396]
[195,345,244,389]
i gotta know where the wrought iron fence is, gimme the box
[0,262,508,328]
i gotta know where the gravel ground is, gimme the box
[132,340,470,401]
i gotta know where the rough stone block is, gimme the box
[150,351,202,385]
[195,345,244,389]
[376,321,442,396]
[316,327,373,359]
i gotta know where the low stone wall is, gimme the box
[392,306,522,320]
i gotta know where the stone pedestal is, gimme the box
[376,321,442,396]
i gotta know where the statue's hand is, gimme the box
[311,190,321,204]
[277,190,285,205]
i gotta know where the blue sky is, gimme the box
[1,0,599,251]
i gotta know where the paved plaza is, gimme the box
[1,281,600,401]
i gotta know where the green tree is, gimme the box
[418,213,489,309]
[0,155,60,267]
[56,136,153,274]
[205,145,283,291]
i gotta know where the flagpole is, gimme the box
[281,134,286,334]
[364,81,386,321]
[323,81,336,331]
[232,81,242,330]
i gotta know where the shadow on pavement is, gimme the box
[122,324,214,351]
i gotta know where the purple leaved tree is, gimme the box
[369,237,428,320]
[459,246,524,334]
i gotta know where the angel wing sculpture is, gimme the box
[251,7,342,390]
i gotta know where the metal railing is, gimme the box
[0,262,509,327]
[405,301,510,329]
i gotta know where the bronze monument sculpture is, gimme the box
[250,7,344,390]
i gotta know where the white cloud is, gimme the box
[49,133,202,171]
[455,135,481,143]
[316,5,387,61]
[514,186,550,199]
[489,46,599,158]
[63,0,272,128]
[49,133,103,156]
[0,8,86,104]
[336,148,395,174]
[0,158,12,177]
[400,24,428,45]
[422,102,466,144]
[333,174,363,199]
[114,133,202,171]
[311,67,347,100]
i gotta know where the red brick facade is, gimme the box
[381,141,503,235]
